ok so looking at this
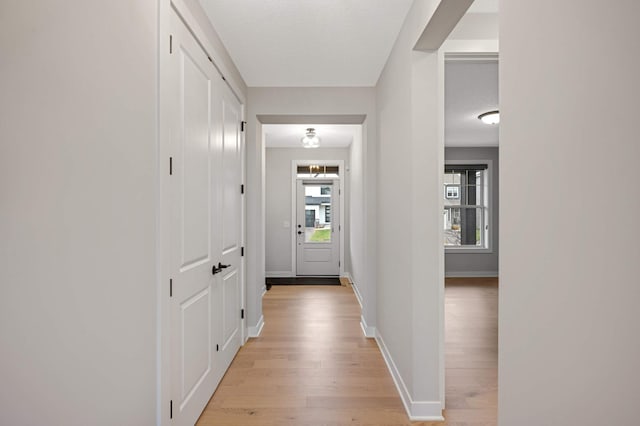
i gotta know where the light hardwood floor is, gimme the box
[443,278,498,426]
[197,278,497,425]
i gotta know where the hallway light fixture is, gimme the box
[301,128,320,148]
[478,110,500,125]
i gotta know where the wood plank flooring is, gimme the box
[197,278,497,425]
[443,278,498,426]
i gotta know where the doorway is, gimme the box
[440,39,499,425]
[296,180,340,275]
[262,124,354,279]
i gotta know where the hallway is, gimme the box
[196,280,497,425]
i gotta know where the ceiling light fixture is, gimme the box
[478,110,500,125]
[301,128,320,148]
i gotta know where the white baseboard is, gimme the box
[247,315,264,338]
[375,332,444,421]
[351,281,363,309]
[341,271,353,283]
[360,315,376,338]
[445,270,498,278]
[266,271,294,277]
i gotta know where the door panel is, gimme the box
[222,269,240,348]
[181,51,212,268]
[296,181,340,275]
[180,289,211,400]
[169,11,218,426]
[221,89,241,255]
[303,248,331,262]
[217,82,243,371]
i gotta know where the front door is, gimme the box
[296,180,339,275]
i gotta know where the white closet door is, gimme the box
[213,79,243,373]
[168,10,220,425]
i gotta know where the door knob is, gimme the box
[218,262,230,269]
[297,231,302,235]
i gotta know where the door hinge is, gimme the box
[241,121,247,132]
[216,344,219,352]
[241,247,244,257]
[241,309,245,319]
[169,157,173,175]
[170,400,173,419]
[169,279,173,297]
[240,184,244,194]
[169,35,173,54]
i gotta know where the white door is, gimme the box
[296,180,340,275]
[167,11,243,425]
[213,80,243,372]
[168,10,217,424]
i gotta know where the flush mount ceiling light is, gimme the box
[478,110,500,125]
[301,128,320,148]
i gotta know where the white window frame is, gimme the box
[444,159,493,254]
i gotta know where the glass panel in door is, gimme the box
[304,184,332,243]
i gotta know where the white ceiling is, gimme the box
[264,124,358,148]
[199,0,499,146]
[199,0,413,87]
[445,60,499,147]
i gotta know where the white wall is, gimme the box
[375,0,445,418]
[500,1,640,425]
[447,12,498,41]
[0,1,157,424]
[246,87,377,332]
[444,147,499,276]
[348,126,364,286]
[0,1,248,424]
[265,148,350,275]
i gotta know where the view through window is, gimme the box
[303,184,332,243]
[444,164,489,248]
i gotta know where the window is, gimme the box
[297,165,339,178]
[444,163,489,249]
[445,185,459,199]
[324,205,331,223]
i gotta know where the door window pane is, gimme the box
[304,185,331,243]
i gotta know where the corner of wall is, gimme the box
[247,314,265,338]
[375,331,444,421]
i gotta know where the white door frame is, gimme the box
[291,159,344,276]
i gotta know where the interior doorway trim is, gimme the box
[291,159,345,276]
